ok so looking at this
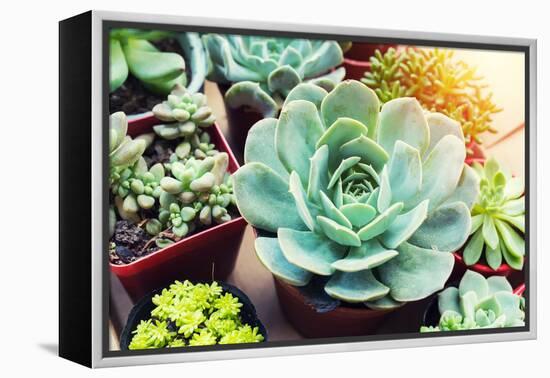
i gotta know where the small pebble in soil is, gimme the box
[110,220,159,264]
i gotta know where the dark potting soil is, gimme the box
[109,38,190,115]
[110,220,159,264]
[143,139,177,166]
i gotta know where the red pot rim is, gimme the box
[453,251,513,275]
[343,57,372,68]
[111,120,243,270]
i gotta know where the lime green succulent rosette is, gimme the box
[202,34,345,118]
[233,80,480,307]
[421,270,525,332]
[463,158,525,270]
[110,29,206,95]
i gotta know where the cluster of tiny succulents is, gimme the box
[421,270,524,332]
[463,157,525,270]
[110,29,206,95]
[362,47,502,148]
[109,87,237,251]
[202,34,346,117]
[129,281,264,349]
[233,79,480,307]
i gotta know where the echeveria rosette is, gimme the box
[110,30,207,95]
[463,158,525,270]
[233,80,479,307]
[202,34,345,117]
[421,270,525,332]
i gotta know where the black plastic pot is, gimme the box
[120,281,268,350]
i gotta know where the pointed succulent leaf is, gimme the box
[486,275,513,294]
[267,65,302,97]
[307,144,330,204]
[423,112,464,158]
[339,135,389,172]
[380,200,428,249]
[331,239,398,272]
[357,202,403,241]
[442,164,480,210]
[300,41,343,78]
[377,166,392,213]
[485,241,503,270]
[317,216,361,247]
[288,171,321,232]
[388,141,422,204]
[225,81,278,118]
[123,39,185,83]
[339,203,376,228]
[501,197,525,216]
[110,39,128,92]
[255,237,312,286]
[501,242,524,270]
[482,215,499,250]
[494,292,525,327]
[318,191,352,229]
[458,270,489,299]
[278,228,346,276]
[325,270,390,303]
[463,228,485,266]
[438,287,461,315]
[504,177,524,200]
[233,163,307,233]
[495,219,525,257]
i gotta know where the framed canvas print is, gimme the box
[59,10,537,368]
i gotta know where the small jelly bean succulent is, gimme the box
[129,280,264,350]
[202,34,345,117]
[463,157,525,270]
[362,47,501,148]
[421,270,525,332]
[233,80,479,307]
[110,29,206,95]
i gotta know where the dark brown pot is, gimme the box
[273,278,392,338]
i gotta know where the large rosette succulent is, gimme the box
[233,80,480,308]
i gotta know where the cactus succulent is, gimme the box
[202,34,345,117]
[110,29,207,95]
[233,80,479,306]
[463,157,525,270]
[421,270,525,332]
[362,47,502,147]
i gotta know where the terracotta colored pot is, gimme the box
[111,121,246,301]
[273,278,392,338]
[120,281,267,350]
[343,43,396,81]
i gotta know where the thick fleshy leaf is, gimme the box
[327,157,361,189]
[463,228,485,266]
[485,241,503,271]
[278,228,346,276]
[276,100,324,184]
[316,117,369,171]
[331,239,398,272]
[459,270,489,299]
[267,65,301,97]
[339,203,376,228]
[301,41,343,78]
[109,39,128,92]
[325,270,390,303]
[307,67,346,91]
[377,97,429,157]
[441,165,480,210]
[307,145,330,204]
[460,291,478,321]
[124,39,185,83]
[487,275,513,294]
[423,112,464,158]
[377,242,454,301]
[365,296,404,310]
[320,80,380,138]
[504,177,524,200]
[482,215,499,250]
[109,112,128,152]
[225,81,278,117]
[284,83,328,110]
[317,216,361,247]
[470,214,484,235]
[501,197,525,216]
[318,191,352,228]
[377,166,392,212]
[339,135,389,172]
[501,242,524,270]
[111,139,146,167]
[495,213,525,233]
[255,237,312,286]
[388,141,422,204]
[233,162,307,233]
[415,135,466,212]
[244,118,289,180]
[438,287,461,315]
[494,292,524,326]
[380,200,428,249]
[357,203,403,241]
[495,218,525,257]
[289,171,321,232]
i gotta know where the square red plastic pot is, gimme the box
[111,117,247,301]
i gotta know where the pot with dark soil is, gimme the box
[109,29,207,129]
[109,89,246,301]
[342,42,396,81]
[421,271,525,332]
[120,280,267,350]
[201,34,346,163]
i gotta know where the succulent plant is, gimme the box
[202,34,345,117]
[463,157,525,270]
[421,270,525,332]
[109,112,147,182]
[362,47,502,147]
[128,280,264,350]
[233,80,479,306]
[157,153,235,238]
[110,29,206,95]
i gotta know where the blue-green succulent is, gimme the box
[233,80,479,306]
[421,270,525,332]
[110,29,206,95]
[202,34,345,117]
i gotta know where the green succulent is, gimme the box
[233,80,479,306]
[110,29,207,95]
[421,270,525,332]
[128,280,264,350]
[202,34,345,117]
[158,153,235,237]
[463,158,525,270]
